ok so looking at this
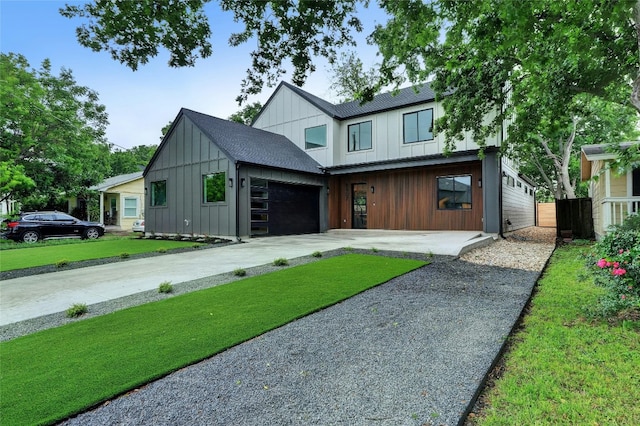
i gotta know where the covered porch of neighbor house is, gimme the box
[581,143,640,237]
[90,172,144,231]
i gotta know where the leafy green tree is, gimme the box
[0,53,110,210]
[60,0,364,103]
[228,102,262,125]
[0,162,34,205]
[328,51,382,103]
[509,95,638,199]
[108,145,157,176]
[369,0,638,157]
[160,121,173,139]
[60,0,213,70]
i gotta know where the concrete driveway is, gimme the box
[0,230,494,326]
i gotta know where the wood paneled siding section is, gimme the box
[145,116,235,237]
[328,162,483,231]
[501,162,536,232]
[252,85,336,167]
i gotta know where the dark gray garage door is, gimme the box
[250,180,320,236]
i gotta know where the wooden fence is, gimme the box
[536,203,556,228]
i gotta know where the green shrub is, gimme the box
[158,281,173,293]
[371,247,379,253]
[343,246,354,251]
[273,258,289,266]
[311,251,322,258]
[119,252,130,259]
[55,259,69,268]
[233,268,247,277]
[156,247,167,253]
[66,303,88,318]
[585,216,640,318]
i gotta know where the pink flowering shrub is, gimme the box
[586,218,640,318]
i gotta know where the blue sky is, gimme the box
[1,0,385,149]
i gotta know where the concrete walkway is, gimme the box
[0,230,494,326]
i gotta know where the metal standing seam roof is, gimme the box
[89,171,143,191]
[179,109,324,175]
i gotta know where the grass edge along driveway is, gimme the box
[0,239,206,272]
[0,254,426,426]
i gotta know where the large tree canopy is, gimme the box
[371,0,638,151]
[509,94,638,199]
[108,144,157,177]
[61,0,365,104]
[0,53,111,210]
[228,101,262,125]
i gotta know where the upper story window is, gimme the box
[437,175,472,210]
[203,172,226,203]
[348,121,372,152]
[150,180,167,207]
[305,125,327,149]
[403,109,434,143]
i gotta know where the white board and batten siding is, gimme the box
[253,86,335,167]
[501,160,536,231]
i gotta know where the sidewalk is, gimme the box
[0,230,494,326]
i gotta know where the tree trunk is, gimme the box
[559,119,577,199]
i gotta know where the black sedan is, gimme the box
[4,212,105,243]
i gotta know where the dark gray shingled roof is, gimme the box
[180,108,323,175]
[272,81,437,120]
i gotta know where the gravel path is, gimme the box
[53,228,555,426]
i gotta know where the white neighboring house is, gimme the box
[581,142,640,239]
[89,172,145,231]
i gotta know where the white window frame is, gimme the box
[123,197,138,218]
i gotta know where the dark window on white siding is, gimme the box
[437,175,472,209]
[348,121,372,151]
[305,125,327,149]
[150,180,167,206]
[203,172,226,203]
[403,109,434,143]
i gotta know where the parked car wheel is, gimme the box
[22,230,40,243]
[83,227,101,240]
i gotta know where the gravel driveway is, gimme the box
[59,254,546,426]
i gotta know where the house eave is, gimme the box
[325,148,496,175]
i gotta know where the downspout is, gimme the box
[498,102,505,239]
[499,160,504,239]
[235,162,241,242]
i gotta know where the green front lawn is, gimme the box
[0,237,205,272]
[0,254,426,426]
[475,245,640,425]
